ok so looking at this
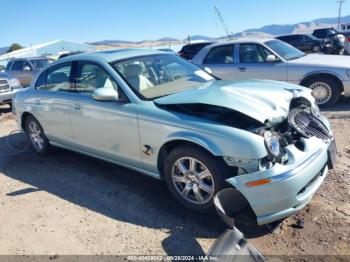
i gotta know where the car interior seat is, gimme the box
[124,64,154,91]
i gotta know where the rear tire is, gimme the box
[303,76,341,108]
[164,145,231,212]
[25,115,50,155]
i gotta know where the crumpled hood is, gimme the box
[154,80,314,125]
[291,53,350,68]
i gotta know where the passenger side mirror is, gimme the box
[23,66,32,71]
[92,87,119,101]
[266,55,277,62]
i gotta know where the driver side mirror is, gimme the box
[266,54,277,62]
[23,66,32,71]
[92,87,119,101]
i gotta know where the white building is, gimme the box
[0,40,96,62]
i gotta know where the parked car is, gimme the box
[5,57,54,87]
[276,34,322,53]
[0,72,22,107]
[341,23,350,32]
[178,42,215,60]
[312,28,345,54]
[192,38,350,107]
[343,32,350,55]
[13,49,335,225]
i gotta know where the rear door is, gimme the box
[236,43,287,81]
[32,62,75,144]
[200,44,237,80]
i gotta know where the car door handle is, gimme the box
[35,99,40,105]
[238,67,246,72]
[74,104,81,110]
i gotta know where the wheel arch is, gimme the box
[299,72,344,93]
[157,138,223,179]
[21,112,34,130]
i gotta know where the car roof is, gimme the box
[58,48,167,63]
[10,56,51,61]
[205,38,275,47]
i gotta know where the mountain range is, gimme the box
[90,15,350,46]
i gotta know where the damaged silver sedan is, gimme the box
[12,49,336,225]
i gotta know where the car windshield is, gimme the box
[265,40,305,60]
[324,29,339,35]
[111,54,214,100]
[30,59,53,69]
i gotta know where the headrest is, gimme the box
[124,64,142,77]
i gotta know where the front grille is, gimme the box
[288,109,332,141]
[0,79,10,92]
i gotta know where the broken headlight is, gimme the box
[263,131,280,158]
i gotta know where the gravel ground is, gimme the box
[0,101,349,256]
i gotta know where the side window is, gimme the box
[239,44,273,63]
[5,62,11,71]
[76,62,119,95]
[12,61,23,70]
[204,45,234,64]
[35,71,47,90]
[45,63,73,92]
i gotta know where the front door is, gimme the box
[236,43,287,81]
[69,61,141,167]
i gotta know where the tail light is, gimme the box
[347,37,350,42]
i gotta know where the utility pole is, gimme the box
[337,0,345,30]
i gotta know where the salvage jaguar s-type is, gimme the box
[12,49,336,225]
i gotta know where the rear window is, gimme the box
[204,45,235,64]
[35,62,73,92]
[30,59,52,69]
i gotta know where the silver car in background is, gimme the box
[192,38,350,107]
[0,72,21,107]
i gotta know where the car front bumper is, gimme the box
[226,137,332,225]
[0,90,12,104]
[342,80,350,97]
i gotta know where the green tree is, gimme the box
[7,43,23,53]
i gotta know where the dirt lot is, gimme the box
[0,100,350,256]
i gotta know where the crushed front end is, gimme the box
[225,97,336,225]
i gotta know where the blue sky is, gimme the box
[1,0,349,47]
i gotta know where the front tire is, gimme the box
[25,115,50,155]
[304,76,341,107]
[164,145,230,212]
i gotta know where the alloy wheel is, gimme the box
[28,121,45,151]
[310,82,332,105]
[171,157,215,205]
